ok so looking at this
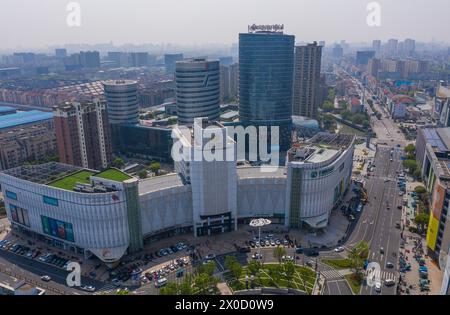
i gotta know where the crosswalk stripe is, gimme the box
[364,269,396,281]
[322,270,342,279]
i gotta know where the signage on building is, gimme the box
[248,24,284,33]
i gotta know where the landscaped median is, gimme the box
[344,273,364,295]
[223,263,317,295]
[321,241,369,295]
[322,258,354,269]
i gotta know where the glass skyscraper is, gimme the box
[239,30,295,153]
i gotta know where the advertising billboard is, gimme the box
[427,181,445,251]
[426,216,440,251]
[41,216,74,242]
[9,204,30,227]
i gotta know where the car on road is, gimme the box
[41,275,51,282]
[375,282,382,292]
[282,255,293,262]
[384,179,390,182]
[380,247,384,254]
[305,249,319,257]
[112,278,122,287]
[385,279,395,286]
[81,285,96,292]
[295,247,304,254]
[205,254,216,261]
[334,246,344,253]
[386,262,394,268]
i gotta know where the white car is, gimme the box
[252,253,263,260]
[40,275,51,282]
[282,255,293,261]
[334,247,344,253]
[155,277,167,288]
[81,285,96,292]
[385,279,395,287]
[374,282,382,292]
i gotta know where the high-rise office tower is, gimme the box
[368,58,381,77]
[404,39,416,57]
[53,100,112,170]
[229,63,239,101]
[80,51,100,68]
[175,58,220,125]
[220,65,231,102]
[372,40,381,56]
[385,39,398,57]
[332,45,343,59]
[164,53,184,74]
[130,52,149,67]
[108,52,130,67]
[293,42,322,118]
[239,25,295,152]
[219,56,233,66]
[103,80,139,125]
[55,48,67,58]
[356,51,376,66]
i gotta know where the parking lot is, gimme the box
[0,239,75,273]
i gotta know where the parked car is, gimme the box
[334,246,344,253]
[386,262,394,268]
[155,277,168,288]
[252,253,263,260]
[81,285,96,292]
[41,275,51,282]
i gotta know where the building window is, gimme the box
[5,190,17,200]
[43,196,59,207]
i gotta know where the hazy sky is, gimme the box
[1,0,449,50]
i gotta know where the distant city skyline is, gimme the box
[1,0,450,51]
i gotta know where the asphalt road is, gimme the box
[0,249,105,295]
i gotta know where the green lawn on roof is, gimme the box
[94,169,132,182]
[47,170,95,191]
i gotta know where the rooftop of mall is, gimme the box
[287,132,355,163]
[1,162,133,192]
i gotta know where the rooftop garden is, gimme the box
[94,168,132,182]
[47,170,95,191]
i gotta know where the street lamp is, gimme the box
[249,218,272,262]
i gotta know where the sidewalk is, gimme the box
[217,282,233,295]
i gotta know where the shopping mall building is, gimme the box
[0,121,354,264]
